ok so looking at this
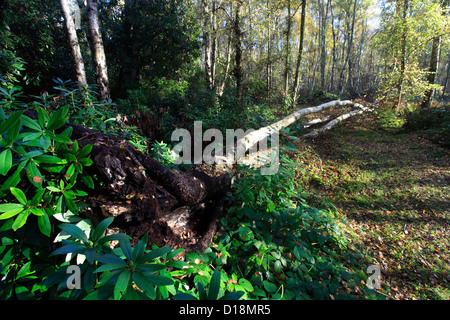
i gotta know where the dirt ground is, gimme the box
[295,109,449,299]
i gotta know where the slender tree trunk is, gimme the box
[320,0,330,90]
[292,0,306,105]
[211,0,217,89]
[218,27,232,96]
[420,0,448,108]
[233,1,244,101]
[395,0,408,109]
[283,0,292,98]
[266,0,273,104]
[60,0,87,90]
[420,36,441,108]
[203,0,213,90]
[328,3,337,92]
[340,0,358,95]
[87,0,110,101]
[292,0,306,106]
[443,54,450,95]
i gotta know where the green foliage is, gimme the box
[103,0,200,95]
[404,103,450,147]
[1,0,72,91]
[151,141,179,168]
[0,93,96,299]
[202,141,380,300]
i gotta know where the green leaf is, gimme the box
[219,292,245,300]
[30,208,44,216]
[35,106,49,128]
[174,293,198,300]
[58,223,88,243]
[30,188,45,206]
[72,140,79,154]
[165,248,184,261]
[141,246,173,262]
[135,264,166,275]
[19,150,44,162]
[0,106,4,124]
[10,187,27,205]
[12,211,29,230]
[50,243,86,256]
[78,144,93,158]
[0,149,12,175]
[145,275,174,287]
[114,270,131,300]
[197,282,207,300]
[79,157,93,166]
[0,110,23,135]
[0,203,24,212]
[0,206,24,220]
[94,262,127,274]
[92,217,114,243]
[26,162,43,187]
[207,268,221,300]
[132,232,148,262]
[65,164,75,179]
[81,174,94,189]
[133,271,156,299]
[238,278,254,292]
[46,131,72,144]
[35,154,66,164]
[37,213,51,236]
[0,160,26,193]
[165,260,189,269]
[263,280,277,293]
[47,105,68,131]
[119,238,133,261]
[20,115,41,131]
[97,233,131,246]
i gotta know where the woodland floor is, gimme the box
[293,108,449,300]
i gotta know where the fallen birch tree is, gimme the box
[33,99,370,251]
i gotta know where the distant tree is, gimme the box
[102,0,200,97]
[420,0,449,108]
[87,0,110,101]
[60,0,87,90]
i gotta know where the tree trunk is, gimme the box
[233,1,244,101]
[328,3,337,92]
[87,0,110,101]
[420,0,447,107]
[218,28,232,96]
[339,0,358,95]
[292,0,306,105]
[320,0,330,90]
[420,36,441,108]
[443,54,450,95]
[60,0,87,90]
[395,0,408,109]
[203,0,213,90]
[283,0,292,98]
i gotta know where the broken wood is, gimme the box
[302,103,372,139]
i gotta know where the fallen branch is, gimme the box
[25,99,370,252]
[223,100,365,165]
[302,104,372,139]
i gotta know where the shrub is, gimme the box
[404,104,450,147]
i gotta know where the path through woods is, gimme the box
[294,109,449,299]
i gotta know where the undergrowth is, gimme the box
[0,83,382,300]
